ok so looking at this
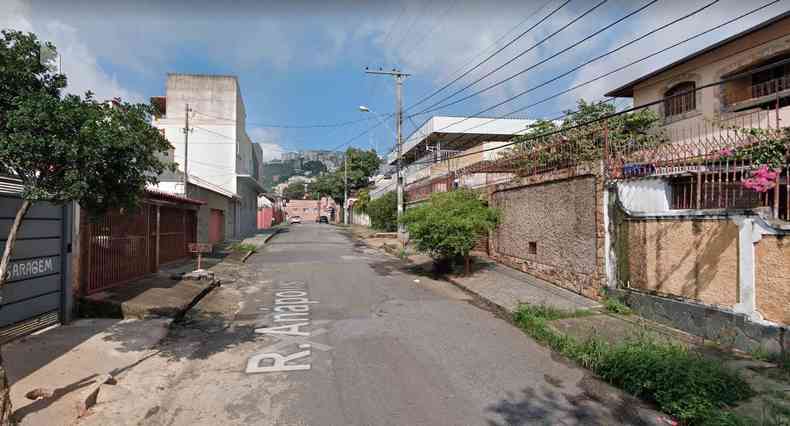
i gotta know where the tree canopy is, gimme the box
[0,30,173,214]
[0,29,175,423]
[309,148,380,201]
[283,181,307,200]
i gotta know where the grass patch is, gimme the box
[603,297,632,315]
[513,303,755,425]
[229,243,257,253]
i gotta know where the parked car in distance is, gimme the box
[289,216,302,224]
[318,216,329,224]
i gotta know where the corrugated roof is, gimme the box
[605,10,790,98]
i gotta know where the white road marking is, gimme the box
[245,281,332,374]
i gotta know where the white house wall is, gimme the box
[616,178,672,213]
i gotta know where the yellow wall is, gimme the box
[755,235,790,324]
[627,219,739,308]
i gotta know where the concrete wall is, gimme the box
[490,165,605,299]
[624,219,740,308]
[755,235,790,324]
[187,183,235,243]
[155,74,240,194]
[237,178,259,237]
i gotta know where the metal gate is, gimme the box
[0,194,69,342]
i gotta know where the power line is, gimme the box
[405,0,749,141]
[404,52,790,168]
[398,0,460,64]
[411,0,657,116]
[403,0,572,112]
[191,110,368,129]
[430,0,556,84]
[392,0,777,166]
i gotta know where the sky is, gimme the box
[2,0,789,161]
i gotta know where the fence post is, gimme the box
[695,171,702,210]
[603,120,609,180]
[155,205,161,272]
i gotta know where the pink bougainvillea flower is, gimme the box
[718,147,734,158]
[743,165,779,192]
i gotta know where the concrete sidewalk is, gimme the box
[4,318,170,425]
[448,259,601,314]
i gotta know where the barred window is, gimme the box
[664,82,696,117]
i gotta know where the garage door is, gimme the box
[0,194,68,342]
[209,209,224,244]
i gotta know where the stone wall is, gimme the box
[755,235,790,324]
[489,164,605,299]
[624,218,740,309]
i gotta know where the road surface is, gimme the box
[83,223,650,426]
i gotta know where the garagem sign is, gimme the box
[6,256,58,282]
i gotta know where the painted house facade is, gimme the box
[151,73,265,239]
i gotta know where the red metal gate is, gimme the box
[82,205,151,294]
[80,191,203,295]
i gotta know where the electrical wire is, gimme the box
[403,0,573,112]
[191,110,369,129]
[430,0,556,85]
[403,53,790,168]
[404,0,769,143]
[411,0,659,116]
[397,0,460,65]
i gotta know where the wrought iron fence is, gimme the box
[403,103,788,221]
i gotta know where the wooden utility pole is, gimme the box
[183,103,192,197]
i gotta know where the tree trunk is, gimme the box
[464,255,471,276]
[0,199,32,425]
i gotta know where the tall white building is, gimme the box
[151,73,265,238]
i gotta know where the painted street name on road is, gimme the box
[246,280,330,374]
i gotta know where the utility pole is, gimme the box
[365,68,410,240]
[344,151,349,225]
[183,103,192,197]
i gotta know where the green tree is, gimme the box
[353,188,371,213]
[310,148,380,202]
[0,30,173,423]
[366,191,398,232]
[302,160,326,176]
[503,99,662,173]
[401,189,499,274]
[309,172,343,200]
[283,181,307,200]
[343,148,380,190]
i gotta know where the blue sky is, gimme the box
[3,0,789,160]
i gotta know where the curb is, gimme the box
[443,274,515,320]
[173,279,221,322]
[240,227,283,263]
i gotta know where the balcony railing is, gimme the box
[724,74,790,108]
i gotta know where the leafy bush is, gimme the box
[367,191,398,231]
[513,303,754,425]
[400,189,499,262]
[604,297,632,315]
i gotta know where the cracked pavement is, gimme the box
[79,223,657,426]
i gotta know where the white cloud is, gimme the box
[0,0,144,103]
[248,127,288,162]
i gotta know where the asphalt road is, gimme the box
[83,223,650,426]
